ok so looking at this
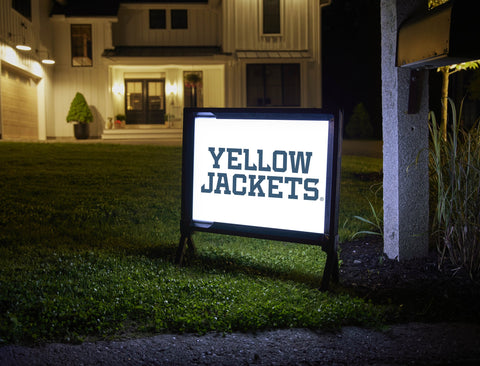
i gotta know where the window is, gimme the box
[171,9,188,29]
[149,9,166,29]
[247,64,300,107]
[263,0,281,34]
[184,71,203,108]
[12,0,31,20]
[71,25,92,67]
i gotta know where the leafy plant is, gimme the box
[345,103,373,140]
[351,180,383,239]
[429,99,480,279]
[351,199,383,239]
[66,92,93,124]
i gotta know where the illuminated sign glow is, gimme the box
[192,117,330,234]
[179,108,342,288]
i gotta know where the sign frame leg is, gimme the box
[176,233,196,265]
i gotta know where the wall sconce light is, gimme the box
[36,49,55,64]
[9,23,31,51]
[112,83,125,96]
[166,82,178,96]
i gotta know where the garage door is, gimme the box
[1,64,38,140]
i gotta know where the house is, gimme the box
[0,0,331,141]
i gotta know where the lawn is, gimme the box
[0,142,384,344]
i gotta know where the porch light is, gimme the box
[166,82,178,96]
[10,23,31,51]
[16,42,31,51]
[37,49,55,64]
[112,83,125,95]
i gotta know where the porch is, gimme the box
[101,124,182,143]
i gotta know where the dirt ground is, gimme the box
[1,237,480,365]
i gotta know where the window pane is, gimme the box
[126,82,143,111]
[264,64,282,106]
[263,0,280,34]
[246,64,265,107]
[148,81,165,110]
[171,9,188,29]
[184,71,203,108]
[282,64,300,106]
[149,9,166,29]
[246,63,300,107]
[71,24,92,67]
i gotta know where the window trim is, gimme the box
[259,0,284,37]
[71,24,93,68]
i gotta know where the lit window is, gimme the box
[71,24,92,67]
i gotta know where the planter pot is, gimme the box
[74,123,89,140]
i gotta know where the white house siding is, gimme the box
[50,18,114,138]
[223,0,310,52]
[0,0,54,140]
[222,0,324,108]
[113,4,221,47]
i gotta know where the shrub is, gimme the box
[429,99,480,280]
[345,103,373,139]
[66,92,93,124]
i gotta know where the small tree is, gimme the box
[345,103,373,139]
[66,92,93,124]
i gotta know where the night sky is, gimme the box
[322,0,382,139]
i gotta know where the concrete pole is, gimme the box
[381,0,429,260]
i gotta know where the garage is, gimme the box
[1,63,38,140]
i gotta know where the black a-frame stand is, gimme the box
[176,108,342,291]
[175,230,195,265]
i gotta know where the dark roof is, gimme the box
[50,0,208,17]
[51,0,120,17]
[102,46,226,58]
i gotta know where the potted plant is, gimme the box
[115,114,126,128]
[66,92,93,139]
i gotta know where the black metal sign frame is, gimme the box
[177,108,342,289]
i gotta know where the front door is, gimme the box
[125,79,165,124]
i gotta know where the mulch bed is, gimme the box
[337,236,480,323]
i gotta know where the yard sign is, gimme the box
[177,108,342,289]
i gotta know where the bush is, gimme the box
[345,103,374,139]
[66,92,93,124]
[429,99,480,280]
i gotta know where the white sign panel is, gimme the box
[192,117,330,234]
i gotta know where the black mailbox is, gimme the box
[397,0,480,69]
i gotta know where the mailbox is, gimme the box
[397,0,480,68]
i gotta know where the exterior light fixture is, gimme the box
[41,55,55,64]
[16,42,31,51]
[37,49,55,65]
[166,82,178,95]
[11,23,31,51]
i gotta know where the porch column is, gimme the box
[381,0,429,260]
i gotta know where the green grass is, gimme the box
[0,142,383,344]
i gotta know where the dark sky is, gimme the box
[322,0,382,138]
